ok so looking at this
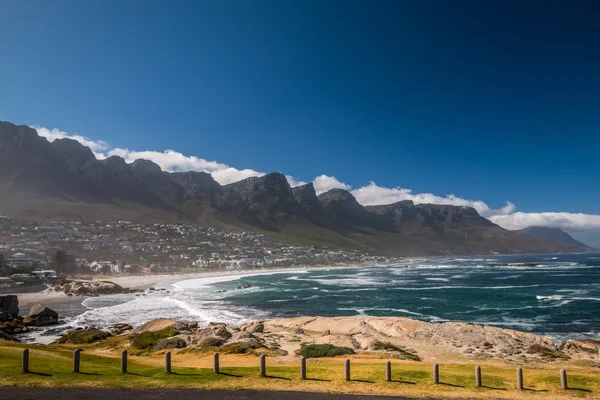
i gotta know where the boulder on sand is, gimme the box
[0,295,19,317]
[27,304,59,326]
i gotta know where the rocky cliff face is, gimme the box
[0,121,580,255]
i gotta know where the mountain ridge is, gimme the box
[0,121,585,256]
[516,226,596,251]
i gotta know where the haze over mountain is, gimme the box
[0,121,588,256]
[516,226,596,251]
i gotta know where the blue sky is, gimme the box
[1,1,600,244]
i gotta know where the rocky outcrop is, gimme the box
[54,280,140,297]
[27,304,59,326]
[261,316,589,363]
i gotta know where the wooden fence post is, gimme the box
[73,349,81,373]
[260,354,266,377]
[516,367,523,391]
[385,361,391,382]
[433,363,439,384]
[121,350,128,374]
[560,369,567,390]
[475,365,481,387]
[213,352,220,373]
[300,357,306,380]
[165,351,171,374]
[22,349,29,374]
[344,359,351,381]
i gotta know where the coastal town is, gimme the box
[0,217,399,286]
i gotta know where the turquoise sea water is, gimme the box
[56,253,600,346]
[209,254,600,342]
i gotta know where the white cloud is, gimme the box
[490,212,600,231]
[35,126,108,152]
[312,175,351,195]
[286,175,307,187]
[351,181,515,217]
[104,148,265,184]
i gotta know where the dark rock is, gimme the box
[187,321,198,330]
[27,304,59,326]
[0,309,7,323]
[295,328,304,335]
[0,295,19,317]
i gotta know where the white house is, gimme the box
[8,253,33,268]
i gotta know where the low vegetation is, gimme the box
[57,329,113,345]
[526,344,570,361]
[295,343,355,358]
[371,340,421,361]
[131,327,178,350]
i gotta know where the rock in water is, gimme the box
[0,295,19,317]
[27,304,59,326]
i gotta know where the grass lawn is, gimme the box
[0,341,598,399]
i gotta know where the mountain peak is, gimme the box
[132,159,163,175]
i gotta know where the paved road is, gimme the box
[0,388,437,400]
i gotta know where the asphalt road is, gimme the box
[0,388,436,400]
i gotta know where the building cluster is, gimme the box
[0,218,401,284]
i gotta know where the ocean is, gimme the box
[48,254,600,343]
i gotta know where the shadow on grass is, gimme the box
[439,382,464,388]
[171,372,204,377]
[351,379,375,384]
[218,372,243,378]
[263,375,291,381]
[481,385,507,391]
[568,388,592,393]
[305,378,331,382]
[28,372,53,377]
[391,379,416,385]
[78,372,102,376]
[125,372,147,377]
[524,388,549,393]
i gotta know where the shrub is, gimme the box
[372,340,421,361]
[526,344,569,361]
[131,327,178,350]
[295,344,355,358]
[57,329,112,344]
[152,337,187,350]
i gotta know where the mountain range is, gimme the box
[0,121,589,256]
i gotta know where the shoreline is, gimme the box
[8,264,367,316]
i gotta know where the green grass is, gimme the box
[0,341,598,399]
[295,344,355,358]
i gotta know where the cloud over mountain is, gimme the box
[489,212,600,231]
[33,125,600,232]
[351,182,515,217]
